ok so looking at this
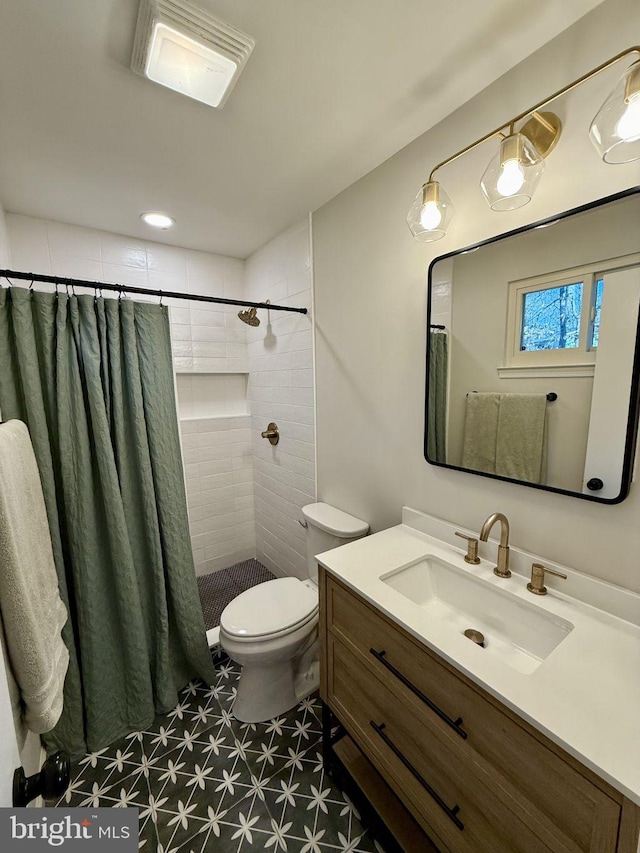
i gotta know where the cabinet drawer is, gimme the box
[330,635,563,853]
[325,574,620,853]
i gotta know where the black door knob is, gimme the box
[13,752,70,807]
[586,478,604,491]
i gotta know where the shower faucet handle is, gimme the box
[261,422,280,445]
[455,531,481,564]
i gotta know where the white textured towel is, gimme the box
[0,419,69,734]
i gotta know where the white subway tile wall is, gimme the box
[181,415,255,576]
[244,219,316,579]
[6,213,248,372]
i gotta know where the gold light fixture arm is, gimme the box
[427,45,640,183]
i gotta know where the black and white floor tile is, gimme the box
[55,649,385,853]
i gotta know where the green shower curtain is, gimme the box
[427,330,448,463]
[0,286,214,757]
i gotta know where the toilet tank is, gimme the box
[301,502,369,583]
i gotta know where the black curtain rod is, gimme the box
[0,269,308,315]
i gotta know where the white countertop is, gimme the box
[317,511,640,805]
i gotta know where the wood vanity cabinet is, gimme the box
[319,568,640,853]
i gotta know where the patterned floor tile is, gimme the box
[136,814,159,852]
[85,772,151,810]
[56,647,386,853]
[180,787,278,853]
[259,754,381,851]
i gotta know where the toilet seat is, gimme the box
[220,577,318,641]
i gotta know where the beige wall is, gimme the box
[0,202,43,803]
[0,200,21,807]
[313,0,640,593]
[0,202,10,269]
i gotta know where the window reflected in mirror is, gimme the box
[425,189,640,503]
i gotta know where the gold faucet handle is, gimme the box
[527,562,567,595]
[260,422,280,445]
[455,531,481,565]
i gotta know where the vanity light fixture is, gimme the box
[406,180,454,242]
[141,211,175,229]
[131,0,255,109]
[407,46,640,242]
[590,59,640,162]
[479,126,546,211]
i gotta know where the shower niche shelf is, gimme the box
[176,373,249,419]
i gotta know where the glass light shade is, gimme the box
[480,133,544,211]
[406,181,454,242]
[589,61,640,164]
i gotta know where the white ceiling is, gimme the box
[0,0,604,259]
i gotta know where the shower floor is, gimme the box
[197,558,275,631]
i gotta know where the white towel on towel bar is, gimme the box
[0,419,69,734]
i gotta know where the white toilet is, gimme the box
[219,502,369,723]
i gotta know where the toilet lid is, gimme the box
[220,577,318,639]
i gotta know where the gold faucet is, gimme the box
[527,563,567,595]
[479,512,511,578]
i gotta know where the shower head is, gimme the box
[238,307,260,326]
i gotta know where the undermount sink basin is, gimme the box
[381,555,574,674]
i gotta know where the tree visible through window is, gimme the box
[520,281,583,351]
[507,258,637,371]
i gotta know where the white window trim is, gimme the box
[500,253,640,376]
[497,363,595,379]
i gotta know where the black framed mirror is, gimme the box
[425,187,640,503]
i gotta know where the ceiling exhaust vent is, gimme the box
[131,0,255,109]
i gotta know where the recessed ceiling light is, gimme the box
[141,212,174,229]
[131,0,255,109]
